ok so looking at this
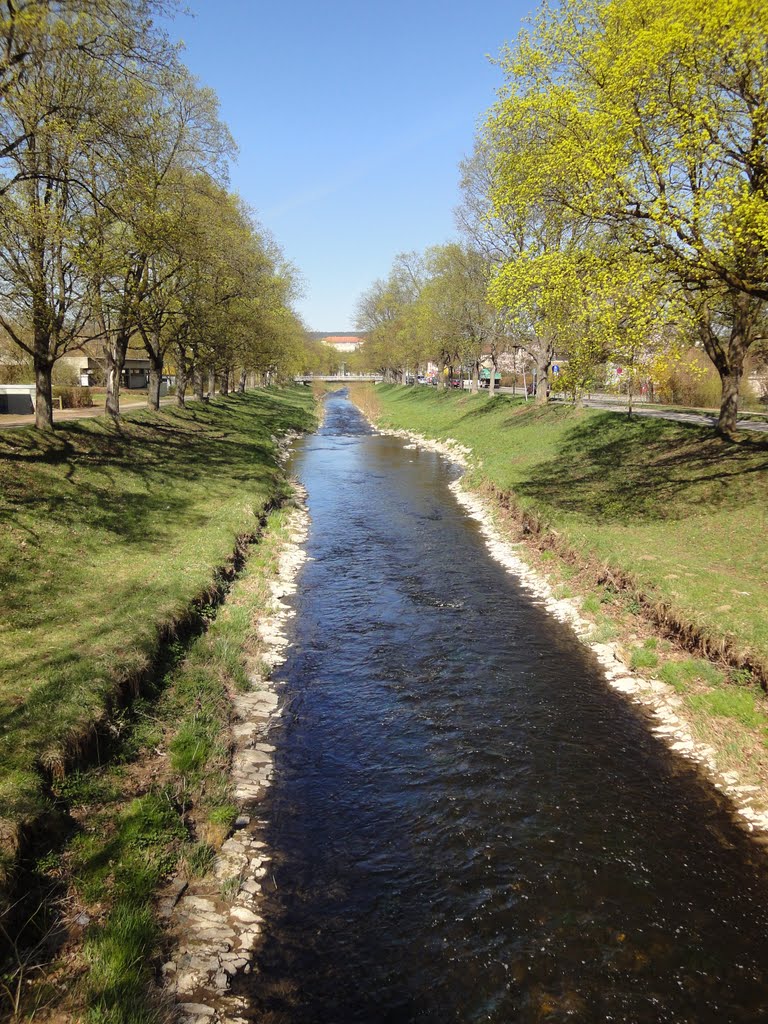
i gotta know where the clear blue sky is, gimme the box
[166,1,535,331]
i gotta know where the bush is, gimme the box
[655,349,721,408]
[52,385,94,409]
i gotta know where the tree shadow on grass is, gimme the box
[515,413,768,524]
[0,394,305,547]
[455,394,528,420]
[0,390,316,782]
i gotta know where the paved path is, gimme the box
[576,397,768,434]
[0,397,175,429]
[493,389,768,435]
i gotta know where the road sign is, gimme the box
[552,364,559,374]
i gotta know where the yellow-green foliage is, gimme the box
[481,0,768,425]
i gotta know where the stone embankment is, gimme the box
[388,426,768,841]
[160,487,309,1024]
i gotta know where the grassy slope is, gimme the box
[72,505,298,1024]
[0,389,316,879]
[364,385,768,672]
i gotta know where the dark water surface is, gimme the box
[244,391,768,1022]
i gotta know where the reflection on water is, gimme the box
[243,391,768,1023]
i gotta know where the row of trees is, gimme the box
[0,1,308,429]
[355,0,768,432]
[354,245,510,394]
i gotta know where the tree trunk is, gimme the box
[238,369,247,393]
[535,341,554,403]
[220,368,229,396]
[175,346,188,407]
[208,369,216,396]
[104,331,131,420]
[536,363,549,402]
[717,372,743,434]
[697,296,755,436]
[147,350,164,411]
[193,366,205,403]
[626,365,635,418]
[489,354,497,397]
[471,360,479,393]
[33,354,54,430]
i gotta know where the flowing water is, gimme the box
[243,391,768,1022]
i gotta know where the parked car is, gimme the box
[448,378,463,388]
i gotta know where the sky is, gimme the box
[165,1,536,331]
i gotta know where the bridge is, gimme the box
[294,374,384,384]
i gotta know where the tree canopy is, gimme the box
[0,0,310,427]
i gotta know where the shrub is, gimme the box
[652,348,734,409]
[52,385,94,409]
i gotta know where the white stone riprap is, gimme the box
[161,489,310,1024]
[385,425,768,840]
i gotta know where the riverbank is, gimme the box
[0,389,317,1019]
[349,383,768,831]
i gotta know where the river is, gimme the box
[241,390,768,1022]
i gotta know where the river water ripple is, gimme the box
[243,391,768,1023]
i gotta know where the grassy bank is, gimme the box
[0,389,316,898]
[352,383,768,793]
[2,503,301,1022]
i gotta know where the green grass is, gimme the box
[658,658,726,692]
[7,502,303,1023]
[687,688,766,730]
[629,646,659,672]
[362,384,768,676]
[588,619,618,644]
[0,389,316,891]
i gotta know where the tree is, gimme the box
[0,0,178,428]
[415,243,504,393]
[83,69,233,416]
[487,0,768,432]
[355,252,426,380]
[0,13,103,428]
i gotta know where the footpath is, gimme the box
[0,396,174,428]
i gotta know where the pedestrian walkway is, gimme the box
[0,397,174,429]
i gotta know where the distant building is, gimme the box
[60,350,152,389]
[308,331,366,354]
